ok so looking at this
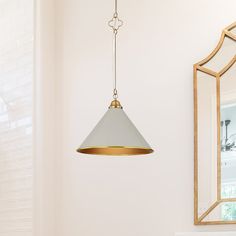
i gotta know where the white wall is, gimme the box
[54,0,236,236]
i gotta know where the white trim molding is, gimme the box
[34,0,56,235]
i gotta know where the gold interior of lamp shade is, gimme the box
[77,146,154,156]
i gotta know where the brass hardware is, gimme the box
[109,99,123,109]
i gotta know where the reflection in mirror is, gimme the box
[221,63,236,218]
[222,202,236,220]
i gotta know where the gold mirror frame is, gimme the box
[194,22,236,225]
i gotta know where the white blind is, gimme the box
[0,0,33,235]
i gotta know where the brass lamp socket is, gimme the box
[109,99,123,109]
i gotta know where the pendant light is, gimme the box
[77,0,153,156]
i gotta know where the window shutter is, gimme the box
[0,0,33,235]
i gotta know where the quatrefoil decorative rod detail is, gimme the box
[108,0,123,100]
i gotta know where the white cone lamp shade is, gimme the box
[77,100,153,155]
[77,0,154,156]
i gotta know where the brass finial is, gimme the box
[109,99,123,109]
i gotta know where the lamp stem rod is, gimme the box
[113,30,118,99]
[115,0,117,14]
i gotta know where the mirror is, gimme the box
[194,22,236,225]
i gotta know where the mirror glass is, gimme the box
[197,71,217,219]
[220,62,236,220]
[204,37,236,72]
